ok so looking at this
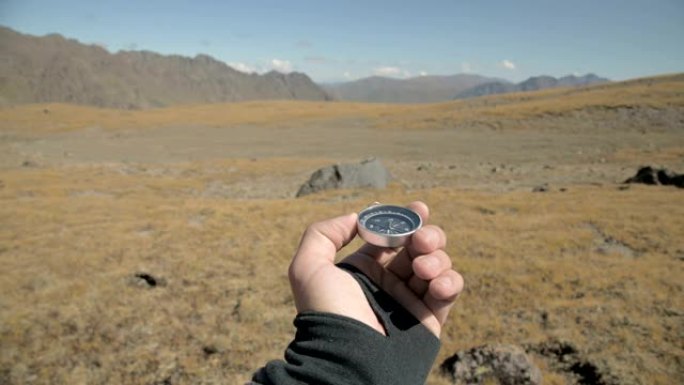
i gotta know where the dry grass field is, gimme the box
[1,74,683,385]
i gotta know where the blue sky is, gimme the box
[1,0,682,82]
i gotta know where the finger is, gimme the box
[423,270,464,326]
[407,224,446,256]
[412,250,452,281]
[407,200,430,224]
[408,274,429,297]
[384,225,447,280]
[290,213,358,281]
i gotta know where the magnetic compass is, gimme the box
[357,204,422,247]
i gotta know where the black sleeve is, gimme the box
[249,263,440,385]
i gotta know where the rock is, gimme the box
[296,158,390,197]
[130,272,165,288]
[440,344,542,385]
[202,345,218,356]
[532,184,549,192]
[525,340,620,385]
[624,166,684,188]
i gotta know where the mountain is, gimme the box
[455,74,610,99]
[323,74,501,103]
[0,27,330,108]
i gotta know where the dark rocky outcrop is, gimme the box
[440,344,542,385]
[624,166,684,188]
[296,158,390,197]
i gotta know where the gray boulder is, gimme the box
[440,344,542,385]
[296,158,390,197]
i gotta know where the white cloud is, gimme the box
[373,66,413,78]
[419,71,428,76]
[500,59,516,70]
[228,62,256,73]
[270,59,293,73]
[343,71,353,80]
[461,62,472,73]
[373,66,402,77]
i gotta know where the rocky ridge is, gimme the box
[0,26,330,108]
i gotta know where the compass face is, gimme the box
[364,213,414,235]
[357,205,422,247]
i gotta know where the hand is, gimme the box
[288,201,464,337]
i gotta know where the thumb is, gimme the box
[289,213,359,281]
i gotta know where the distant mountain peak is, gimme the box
[323,73,500,103]
[455,73,610,99]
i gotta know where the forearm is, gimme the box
[250,264,440,385]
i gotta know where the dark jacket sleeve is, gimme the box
[249,263,440,385]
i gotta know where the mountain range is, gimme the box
[0,27,330,109]
[326,73,609,103]
[0,26,610,108]
[322,74,498,103]
[454,74,610,99]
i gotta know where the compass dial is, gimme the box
[357,205,422,247]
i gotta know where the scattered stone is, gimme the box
[532,184,549,192]
[525,340,620,385]
[296,158,390,197]
[618,185,630,191]
[22,160,38,168]
[131,272,165,288]
[624,166,684,188]
[202,345,218,356]
[440,344,542,385]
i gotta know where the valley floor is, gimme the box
[1,100,683,384]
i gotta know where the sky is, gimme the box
[1,0,683,83]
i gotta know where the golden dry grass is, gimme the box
[1,74,683,384]
[1,161,683,384]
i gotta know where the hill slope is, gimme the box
[323,74,498,103]
[0,27,330,108]
[1,73,681,135]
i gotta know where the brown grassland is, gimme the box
[1,74,683,384]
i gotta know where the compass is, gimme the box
[357,204,422,247]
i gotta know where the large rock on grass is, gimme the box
[624,166,683,188]
[440,344,542,385]
[296,158,390,197]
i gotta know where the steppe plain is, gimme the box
[1,74,683,384]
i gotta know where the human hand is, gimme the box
[288,201,463,337]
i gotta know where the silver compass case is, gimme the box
[357,204,423,247]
